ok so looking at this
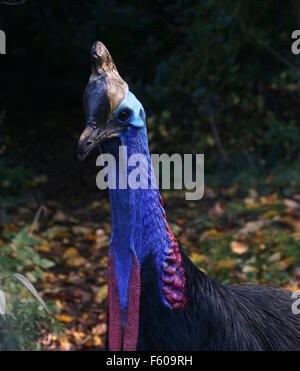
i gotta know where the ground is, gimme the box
[1,127,300,349]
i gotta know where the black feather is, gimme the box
[137,244,300,350]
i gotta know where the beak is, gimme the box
[77,122,123,161]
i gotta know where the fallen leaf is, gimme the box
[72,226,92,236]
[200,228,220,241]
[236,220,271,237]
[63,247,79,259]
[190,252,209,265]
[44,226,70,240]
[268,252,281,263]
[262,210,279,220]
[230,241,249,255]
[53,210,68,223]
[209,202,225,220]
[67,256,86,267]
[57,314,73,323]
[86,201,103,211]
[93,335,103,347]
[59,336,72,351]
[259,193,278,205]
[272,257,295,271]
[215,259,237,271]
[242,265,258,274]
[92,323,107,336]
[283,199,300,211]
[95,285,108,304]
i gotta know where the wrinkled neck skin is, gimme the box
[104,125,186,312]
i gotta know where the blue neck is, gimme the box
[106,127,173,310]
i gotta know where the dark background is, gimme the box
[1,0,300,172]
[1,0,300,351]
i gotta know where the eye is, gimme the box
[118,109,131,122]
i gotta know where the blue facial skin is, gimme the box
[101,91,173,310]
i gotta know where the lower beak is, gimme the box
[77,124,122,161]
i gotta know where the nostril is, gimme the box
[87,140,93,147]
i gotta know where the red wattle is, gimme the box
[108,247,122,351]
[108,246,140,351]
[123,253,140,351]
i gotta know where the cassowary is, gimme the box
[78,41,300,351]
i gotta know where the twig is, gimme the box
[242,149,257,172]
[208,109,228,163]
[30,204,47,234]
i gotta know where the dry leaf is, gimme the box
[242,265,258,274]
[215,259,237,271]
[230,241,249,255]
[57,314,73,323]
[236,220,271,237]
[190,252,209,265]
[209,202,225,220]
[93,335,103,347]
[268,252,281,263]
[67,256,86,267]
[95,284,108,304]
[283,199,300,211]
[72,226,92,236]
[44,226,70,240]
[200,228,219,241]
[53,209,68,223]
[63,247,79,259]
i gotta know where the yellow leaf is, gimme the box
[262,210,279,220]
[268,252,281,263]
[72,331,86,341]
[45,226,70,240]
[272,257,295,271]
[92,323,107,336]
[230,241,249,255]
[190,252,208,265]
[200,228,219,241]
[63,247,79,259]
[71,226,92,236]
[67,256,86,267]
[215,259,237,271]
[95,284,108,304]
[38,239,51,252]
[55,300,63,309]
[59,336,72,351]
[93,335,103,347]
[242,265,258,274]
[57,314,73,323]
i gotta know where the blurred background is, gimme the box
[0,0,300,350]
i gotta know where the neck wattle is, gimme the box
[106,129,186,350]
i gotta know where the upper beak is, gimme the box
[77,123,122,161]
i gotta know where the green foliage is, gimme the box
[0,227,54,280]
[0,228,60,350]
[0,301,62,351]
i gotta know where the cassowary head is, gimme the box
[78,41,146,160]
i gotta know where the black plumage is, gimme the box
[137,244,300,351]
